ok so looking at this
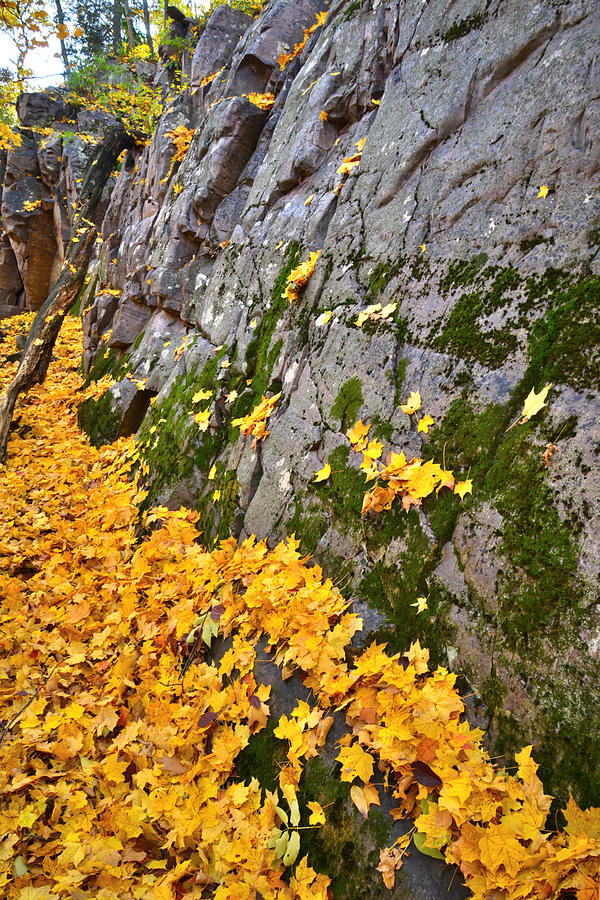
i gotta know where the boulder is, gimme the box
[16,90,75,128]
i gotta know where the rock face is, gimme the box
[0,233,24,314]
[11,0,600,849]
[0,90,122,315]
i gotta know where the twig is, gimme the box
[0,660,60,745]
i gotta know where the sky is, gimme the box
[0,31,64,88]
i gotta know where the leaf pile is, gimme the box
[232,392,282,446]
[282,251,321,303]
[1,316,600,900]
[345,419,456,514]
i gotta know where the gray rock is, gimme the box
[0,232,24,308]
[109,298,152,347]
[190,4,253,89]
[16,90,75,128]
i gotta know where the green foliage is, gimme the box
[65,54,163,133]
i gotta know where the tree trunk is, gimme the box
[112,0,121,54]
[0,125,136,464]
[122,0,136,48]
[141,0,154,55]
[54,0,70,74]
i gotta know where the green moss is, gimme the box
[358,563,456,667]
[131,329,145,352]
[526,273,600,391]
[82,346,129,387]
[330,378,364,432]
[297,758,394,900]
[234,723,287,793]
[371,417,393,443]
[519,235,552,253]
[287,494,329,556]
[484,425,581,648]
[196,467,240,548]
[137,351,227,509]
[245,243,301,397]
[78,391,121,446]
[443,12,484,42]
[342,0,363,20]
[368,261,397,297]
[434,265,521,367]
[317,446,364,530]
[436,252,485,290]
[481,664,506,718]
[421,389,600,804]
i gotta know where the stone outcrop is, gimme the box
[6,0,600,875]
[0,90,123,317]
[0,233,24,315]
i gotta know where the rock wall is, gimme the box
[6,0,600,824]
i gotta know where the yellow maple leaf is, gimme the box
[347,420,370,446]
[313,463,331,482]
[192,388,212,403]
[400,390,421,414]
[411,596,428,614]
[337,742,375,783]
[351,782,381,818]
[193,408,211,431]
[307,800,325,825]
[417,414,434,434]
[520,383,552,423]
[319,109,328,121]
[537,184,549,198]
[282,251,321,302]
[454,479,473,500]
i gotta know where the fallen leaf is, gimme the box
[411,597,428,614]
[417,414,434,434]
[454,479,472,500]
[520,383,552,423]
[400,391,422,415]
[313,463,331,482]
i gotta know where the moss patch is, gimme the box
[82,345,129,387]
[234,723,287,793]
[136,350,228,511]
[433,264,520,367]
[443,11,484,42]
[526,272,600,391]
[245,243,301,398]
[330,378,364,432]
[78,391,122,447]
[297,758,394,900]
